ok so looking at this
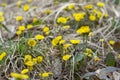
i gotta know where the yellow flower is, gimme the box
[70,40,80,44]
[63,44,71,49]
[88,54,92,57]
[16,30,22,35]
[62,54,71,61]
[23,4,30,11]
[0,16,4,22]
[27,24,33,29]
[16,16,23,21]
[0,12,4,16]
[0,52,7,61]
[57,17,67,24]
[1,3,7,7]
[88,32,94,36]
[109,40,115,45]
[86,48,92,53]
[43,26,49,32]
[27,0,32,3]
[45,31,50,36]
[73,12,85,21]
[18,26,25,31]
[10,72,29,79]
[99,38,104,42]
[21,69,29,74]
[97,2,105,7]
[33,17,38,23]
[40,72,53,78]
[89,15,96,21]
[84,4,93,9]
[59,39,66,44]
[97,12,103,19]
[28,39,36,47]
[62,25,70,29]
[94,56,100,61]
[32,58,37,64]
[118,54,120,59]
[17,1,22,7]
[24,55,32,63]
[84,53,92,57]
[44,9,52,14]
[76,26,90,35]
[104,14,109,18]
[68,4,75,10]
[35,34,45,40]
[25,61,34,67]
[52,36,62,46]
[37,56,43,63]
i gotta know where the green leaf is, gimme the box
[71,53,84,64]
[105,52,116,66]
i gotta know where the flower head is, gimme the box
[0,16,4,22]
[35,34,45,40]
[16,16,23,21]
[73,12,85,21]
[33,17,38,23]
[0,52,7,61]
[27,24,33,29]
[76,26,90,35]
[16,30,22,35]
[10,72,29,79]
[97,2,105,7]
[57,17,67,24]
[52,36,62,46]
[18,26,25,31]
[109,40,115,45]
[63,43,71,49]
[84,4,93,9]
[70,40,80,44]
[94,56,100,61]
[68,4,75,10]
[43,26,49,32]
[28,39,36,47]
[40,72,53,78]
[62,25,70,29]
[62,54,71,61]
[89,15,96,21]
[23,4,30,11]
[21,69,29,74]
[17,1,22,7]
[37,56,43,63]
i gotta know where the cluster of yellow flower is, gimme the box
[16,24,33,35]
[17,0,32,11]
[84,48,93,57]
[84,48,100,61]
[52,36,63,46]
[24,54,43,68]
[27,34,45,47]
